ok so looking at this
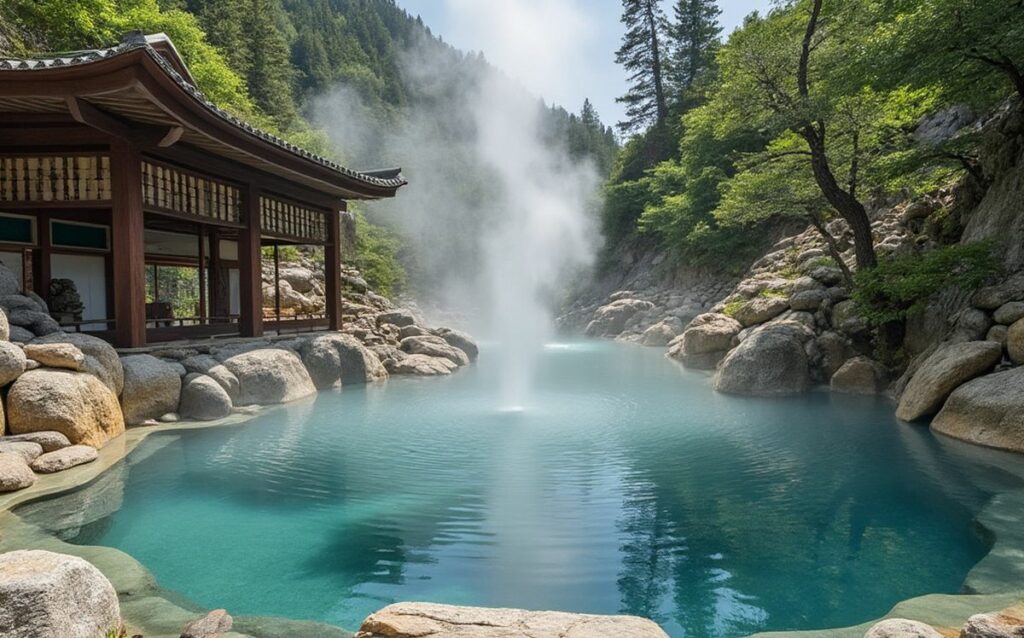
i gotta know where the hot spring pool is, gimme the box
[15,341,1024,637]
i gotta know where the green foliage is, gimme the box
[852,243,1001,325]
[616,0,671,134]
[353,211,406,297]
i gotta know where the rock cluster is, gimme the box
[0,259,477,493]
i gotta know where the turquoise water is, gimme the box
[17,341,1024,637]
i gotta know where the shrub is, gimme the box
[852,242,1000,325]
[353,212,407,297]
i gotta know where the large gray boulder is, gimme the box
[0,341,26,386]
[120,355,182,425]
[0,550,121,638]
[278,266,317,293]
[640,321,678,347]
[714,322,813,397]
[668,313,742,370]
[222,349,316,406]
[1007,318,1024,365]
[182,355,240,401]
[0,265,19,296]
[896,341,1003,422]
[8,309,60,337]
[436,328,479,362]
[733,296,789,327]
[3,431,72,452]
[178,374,233,421]
[0,453,36,492]
[994,302,1024,325]
[931,367,1024,453]
[356,603,669,638]
[301,334,388,389]
[377,309,417,328]
[32,333,124,395]
[7,369,124,448]
[585,299,655,337]
[831,357,888,395]
[863,619,944,638]
[400,335,470,367]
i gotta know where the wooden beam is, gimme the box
[157,125,185,148]
[325,204,344,332]
[238,184,263,338]
[65,96,183,149]
[109,139,147,348]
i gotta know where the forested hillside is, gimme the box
[0,0,618,294]
[602,0,1023,275]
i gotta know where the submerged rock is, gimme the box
[356,603,670,638]
[120,355,182,425]
[30,445,99,474]
[7,369,124,448]
[222,349,317,406]
[0,550,120,638]
[895,341,1003,422]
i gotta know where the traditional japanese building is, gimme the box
[0,31,405,348]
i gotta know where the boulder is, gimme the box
[377,309,417,328]
[931,367,1024,453]
[32,333,123,395]
[994,302,1024,326]
[399,325,430,340]
[181,609,233,638]
[585,299,656,337]
[895,341,1003,422]
[815,331,854,380]
[733,296,789,327]
[1007,318,1024,365]
[7,369,124,448]
[222,349,317,406]
[400,335,470,367]
[863,619,944,638]
[988,324,1009,346]
[23,343,84,371]
[301,334,387,389]
[436,328,480,362]
[388,354,457,376]
[809,265,845,286]
[0,264,19,296]
[30,445,99,474]
[714,323,813,397]
[355,603,669,638]
[640,321,677,347]
[3,431,71,452]
[0,550,120,638]
[120,355,183,425]
[950,308,994,343]
[8,326,34,344]
[961,608,1024,638]
[0,308,8,341]
[177,374,233,422]
[676,313,742,355]
[830,357,888,395]
[0,441,43,463]
[8,309,60,336]
[0,453,36,491]
[0,341,26,386]
[790,289,826,311]
[831,299,868,335]
[973,273,1024,310]
[181,355,240,401]
[278,266,317,293]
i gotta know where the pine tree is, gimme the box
[615,0,670,134]
[240,0,299,128]
[667,0,721,112]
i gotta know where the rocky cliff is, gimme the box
[569,98,1024,454]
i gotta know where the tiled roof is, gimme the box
[0,33,406,191]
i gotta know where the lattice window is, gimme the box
[260,195,327,243]
[0,155,111,202]
[142,161,241,224]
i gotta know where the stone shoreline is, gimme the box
[0,380,1022,638]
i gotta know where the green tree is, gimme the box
[240,0,299,129]
[666,0,721,113]
[616,0,670,134]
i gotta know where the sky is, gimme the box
[398,0,775,128]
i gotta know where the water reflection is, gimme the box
[16,343,1024,637]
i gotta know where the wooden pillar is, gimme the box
[325,202,344,332]
[109,140,146,348]
[197,225,207,322]
[37,212,51,300]
[239,184,263,337]
[273,243,281,322]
